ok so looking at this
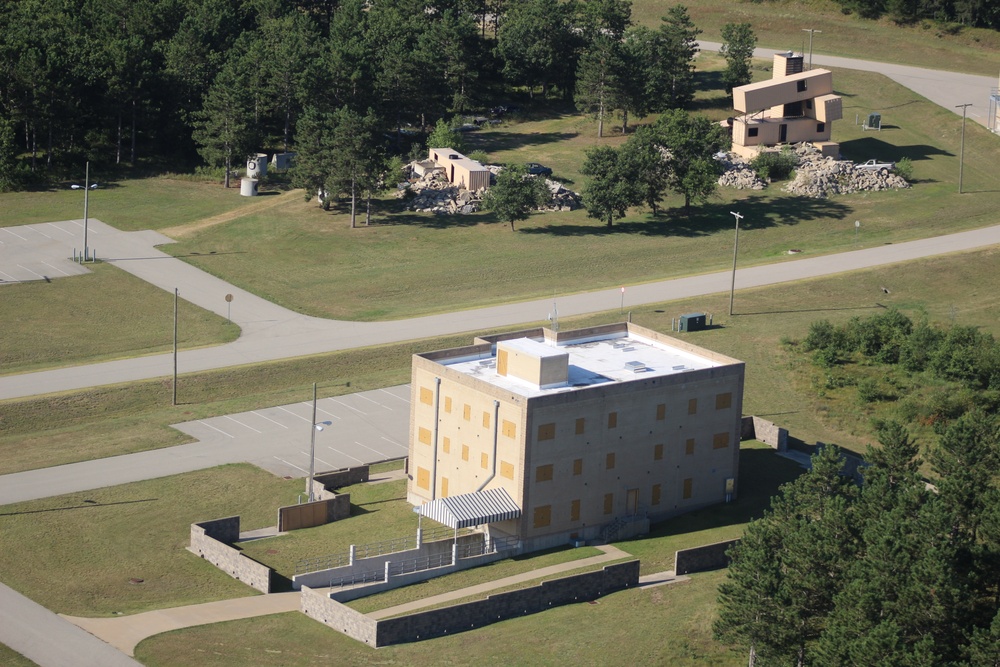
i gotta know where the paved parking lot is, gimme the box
[171,385,412,478]
[0,221,94,284]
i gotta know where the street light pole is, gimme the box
[83,161,90,261]
[305,383,334,502]
[802,29,822,70]
[956,103,971,194]
[729,211,743,316]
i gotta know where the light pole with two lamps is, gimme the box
[70,161,98,262]
[729,211,744,316]
[306,382,333,502]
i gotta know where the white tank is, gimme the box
[246,153,268,178]
[240,178,259,197]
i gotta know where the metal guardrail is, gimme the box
[294,526,466,574]
[329,569,385,589]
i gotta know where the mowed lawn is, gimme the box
[161,67,1000,322]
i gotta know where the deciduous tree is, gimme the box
[482,164,550,231]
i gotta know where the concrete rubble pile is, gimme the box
[782,144,910,198]
[397,162,581,215]
[715,154,768,190]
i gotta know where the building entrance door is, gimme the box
[626,488,639,515]
[779,124,788,142]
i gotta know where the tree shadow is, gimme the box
[839,137,951,163]
[519,194,851,237]
[468,130,581,155]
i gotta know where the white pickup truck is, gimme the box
[857,159,895,173]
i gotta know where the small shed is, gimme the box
[429,148,491,191]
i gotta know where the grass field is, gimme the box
[0,644,37,667]
[0,262,238,376]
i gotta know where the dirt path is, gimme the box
[159,188,303,239]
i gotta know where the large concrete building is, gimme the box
[406,323,745,552]
[729,52,843,159]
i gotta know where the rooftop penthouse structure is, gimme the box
[406,323,745,552]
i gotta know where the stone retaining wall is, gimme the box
[189,517,272,593]
[314,466,369,492]
[741,416,788,451]
[301,586,378,646]
[674,539,740,575]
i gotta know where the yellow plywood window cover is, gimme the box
[686,438,695,455]
[571,499,581,522]
[419,386,433,405]
[652,484,662,505]
[500,460,515,480]
[441,476,449,497]
[462,444,470,461]
[683,478,693,499]
[714,432,730,449]
[575,417,585,434]
[537,423,555,441]
[416,467,430,490]
[716,392,733,410]
[656,403,666,421]
[688,398,698,415]
[533,505,551,528]
[654,443,664,461]
[418,427,432,445]
[481,452,489,469]
[483,411,491,429]
[444,396,453,413]
[606,452,616,470]
[603,493,613,515]
[573,458,583,475]
[536,464,553,482]
[607,412,618,428]
[463,404,471,421]
[502,419,517,439]
[443,436,451,453]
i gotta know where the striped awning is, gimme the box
[417,487,521,529]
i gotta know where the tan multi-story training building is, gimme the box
[407,323,745,552]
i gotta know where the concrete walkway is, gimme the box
[63,592,301,657]
[5,221,1000,401]
[0,582,142,667]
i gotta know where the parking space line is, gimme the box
[326,446,365,464]
[354,394,390,410]
[329,398,366,415]
[379,388,410,403]
[278,406,310,422]
[41,262,71,277]
[224,415,262,433]
[0,269,18,281]
[315,406,341,420]
[48,223,76,237]
[353,440,392,459]
[251,411,289,428]
[2,228,27,240]
[17,265,44,279]
[381,435,403,447]
[302,452,336,470]
[197,421,234,437]
[26,226,52,239]
[274,456,308,474]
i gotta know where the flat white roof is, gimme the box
[444,332,722,398]
[499,337,567,359]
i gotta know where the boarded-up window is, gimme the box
[533,505,551,528]
[462,444,470,461]
[419,387,433,405]
[497,349,509,376]
[652,484,662,505]
[575,417,586,434]
[481,453,489,469]
[444,396,452,413]
[536,464,554,482]
[443,436,451,454]
[500,461,515,480]
[688,398,698,415]
[656,403,666,421]
[463,404,471,421]
[502,419,517,439]
[418,427,431,445]
[416,467,430,490]
[654,443,664,461]
[714,432,731,449]
[686,438,695,456]
[441,477,449,497]
[603,493,614,515]
[716,392,733,410]
[606,452,616,470]
[537,423,556,441]
[571,499,581,521]
[607,412,618,428]
[573,458,583,476]
[683,478,693,499]
[483,411,491,429]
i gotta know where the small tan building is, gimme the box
[729,52,843,159]
[428,148,491,191]
[406,322,745,552]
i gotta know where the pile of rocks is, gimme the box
[716,154,767,190]
[782,144,910,198]
[397,163,582,215]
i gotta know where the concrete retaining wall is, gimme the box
[314,466,369,490]
[301,586,378,646]
[674,539,740,575]
[189,517,272,593]
[374,561,639,646]
[741,416,788,451]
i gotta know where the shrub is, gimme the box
[893,157,913,180]
[857,378,883,403]
[804,320,836,351]
[750,148,797,182]
[468,150,490,165]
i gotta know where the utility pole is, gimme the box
[802,29,822,70]
[956,103,971,194]
[172,288,178,406]
[729,211,744,316]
